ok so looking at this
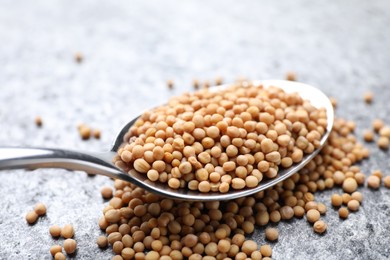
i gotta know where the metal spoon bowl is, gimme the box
[0,80,334,201]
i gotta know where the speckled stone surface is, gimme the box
[0,0,390,259]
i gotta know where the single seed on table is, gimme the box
[260,244,272,257]
[93,129,101,139]
[54,252,66,260]
[49,225,62,238]
[367,175,381,189]
[317,203,327,215]
[306,209,320,223]
[61,224,74,239]
[372,170,383,179]
[384,176,390,188]
[331,194,343,207]
[347,199,360,211]
[342,177,358,193]
[265,227,279,241]
[97,235,108,248]
[379,126,390,138]
[313,220,327,234]
[372,119,384,132]
[34,116,43,127]
[79,124,91,140]
[101,186,113,199]
[50,245,62,256]
[377,136,390,149]
[286,71,296,81]
[167,79,174,89]
[34,202,46,216]
[64,238,77,254]
[363,130,374,142]
[192,79,200,89]
[74,52,83,63]
[363,91,374,103]
[339,207,349,219]
[25,211,38,224]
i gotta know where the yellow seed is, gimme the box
[313,220,327,234]
[363,91,374,103]
[339,207,349,219]
[61,224,74,239]
[34,203,46,216]
[25,211,38,224]
[367,175,381,189]
[50,245,62,256]
[34,116,43,127]
[64,239,77,254]
[49,225,62,238]
[265,227,279,241]
[133,158,151,173]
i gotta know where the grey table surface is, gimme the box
[0,0,390,259]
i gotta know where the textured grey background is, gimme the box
[0,0,390,259]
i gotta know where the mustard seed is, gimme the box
[384,176,390,188]
[342,177,358,193]
[367,175,381,189]
[377,136,389,149]
[54,252,66,260]
[347,199,360,211]
[79,124,91,140]
[363,130,374,142]
[260,244,272,257]
[64,238,77,254]
[34,202,46,216]
[306,209,320,223]
[101,186,113,199]
[50,245,62,256]
[93,129,101,139]
[331,194,343,207]
[363,91,374,103]
[351,191,363,202]
[265,227,278,241]
[49,225,62,238]
[339,207,349,219]
[379,126,390,138]
[242,240,258,255]
[34,116,43,127]
[372,119,384,132]
[167,79,174,89]
[97,235,108,248]
[26,211,38,224]
[286,71,296,81]
[313,220,327,234]
[74,52,83,63]
[61,224,74,239]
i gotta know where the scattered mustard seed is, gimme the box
[64,239,77,254]
[54,252,66,260]
[306,209,320,223]
[61,224,74,239]
[192,79,200,90]
[74,52,83,63]
[34,203,46,216]
[338,207,349,219]
[347,199,360,211]
[384,176,390,188]
[313,220,327,234]
[79,125,91,140]
[372,119,384,132]
[96,236,108,248]
[167,79,174,90]
[25,211,38,224]
[379,126,390,138]
[265,227,279,241]
[260,244,272,257]
[215,76,223,86]
[367,175,381,189]
[363,91,374,104]
[363,130,374,142]
[34,116,43,127]
[101,186,113,200]
[50,245,62,256]
[377,136,390,149]
[93,129,101,139]
[331,194,343,207]
[286,71,296,81]
[49,225,62,238]
[342,177,358,193]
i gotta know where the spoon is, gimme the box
[0,80,334,201]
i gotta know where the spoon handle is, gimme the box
[0,147,121,178]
